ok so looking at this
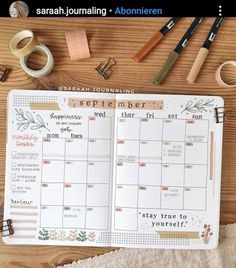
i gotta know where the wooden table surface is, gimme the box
[0,17,236,268]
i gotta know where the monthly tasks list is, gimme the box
[4,90,223,249]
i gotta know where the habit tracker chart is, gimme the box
[4,90,223,249]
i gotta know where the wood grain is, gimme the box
[0,17,236,267]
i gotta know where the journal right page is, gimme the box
[111,93,224,249]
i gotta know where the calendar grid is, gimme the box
[114,117,209,231]
[40,116,112,231]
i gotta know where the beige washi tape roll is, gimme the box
[215,61,236,88]
[9,30,38,57]
[19,43,54,78]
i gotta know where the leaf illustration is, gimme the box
[181,99,215,114]
[26,111,34,122]
[198,107,207,113]
[23,122,30,129]
[17,123,24,130]
[15,109,50,132]
[195,99,204,106]
[16,116,25,121]
[31,125,42,130]
[188,108,197,113]
[36,114,45,125]
[77,231,87,242]
[204,100,214,107]
[185,100,193,108]
[39,230,44,236]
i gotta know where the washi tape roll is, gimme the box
[9,30,38,57]
[19,44,54,78]
[215,61,236,88]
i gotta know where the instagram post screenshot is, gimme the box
[0,1,236,268]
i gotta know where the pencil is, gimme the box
[187,17,224,84]
[133,17,181,62]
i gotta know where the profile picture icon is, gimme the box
[9,1,29,17]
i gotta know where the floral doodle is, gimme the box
[201,224,213,244]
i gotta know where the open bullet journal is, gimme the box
[3,89,224,249]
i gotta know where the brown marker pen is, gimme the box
[133,17,181,62]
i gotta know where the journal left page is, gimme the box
[3,89,115,246]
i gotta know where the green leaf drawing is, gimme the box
[39,230,44,236]
[181,99,215,114]
[15,108,50,131]
[38,228,49,240]
[77,231,87,242]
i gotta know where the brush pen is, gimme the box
[133,17,181,62]
[153,17,203,85]
[187,17,224,84]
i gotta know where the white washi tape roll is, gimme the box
[215,60,236,88]
[9,30,38,57]
[19,43,54,78]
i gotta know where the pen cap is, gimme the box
[187,47,209,84]
[133,32,164,62]
[153,51,179,85]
